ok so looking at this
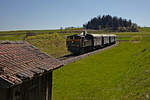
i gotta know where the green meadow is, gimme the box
[53,37,150,100]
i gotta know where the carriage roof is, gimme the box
[89,34,116,37]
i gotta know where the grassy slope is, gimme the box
[26,33,71,58]
[26,33,78,58]
[53,37,150,100]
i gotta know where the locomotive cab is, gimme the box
[66,35,81,47]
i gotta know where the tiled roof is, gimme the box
[0,41,62,87]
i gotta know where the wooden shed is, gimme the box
[0,41,62,100]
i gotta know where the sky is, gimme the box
[0,0,150,31]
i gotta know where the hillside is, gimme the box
[26,33,70,58]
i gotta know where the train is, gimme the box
[66,31,116,55]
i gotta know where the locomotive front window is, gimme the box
[66,36,81,47]
[71,36,81,46]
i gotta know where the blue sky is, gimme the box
[0,0,150,31]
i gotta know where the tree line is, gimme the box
[83,15,139,32]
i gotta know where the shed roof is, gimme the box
[0,41,62,88]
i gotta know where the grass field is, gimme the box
[52,37,150,100]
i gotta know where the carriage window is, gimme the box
[75,36,79,39]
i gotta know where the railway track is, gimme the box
[57,41,119,65]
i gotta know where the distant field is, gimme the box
[0,27,150,40]
[0,29,58,34]
[0,34,26,41]
[0,29,80,41]
[0,28,82,35]
[139,27,150,32]
[53,37,150,100]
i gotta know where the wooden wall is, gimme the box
[0,87,10,100]
[0,71,52,100]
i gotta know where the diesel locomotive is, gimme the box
[66,31,116,54]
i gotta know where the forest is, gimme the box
[83,15,139,32]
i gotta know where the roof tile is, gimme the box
[0,41,62,87]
